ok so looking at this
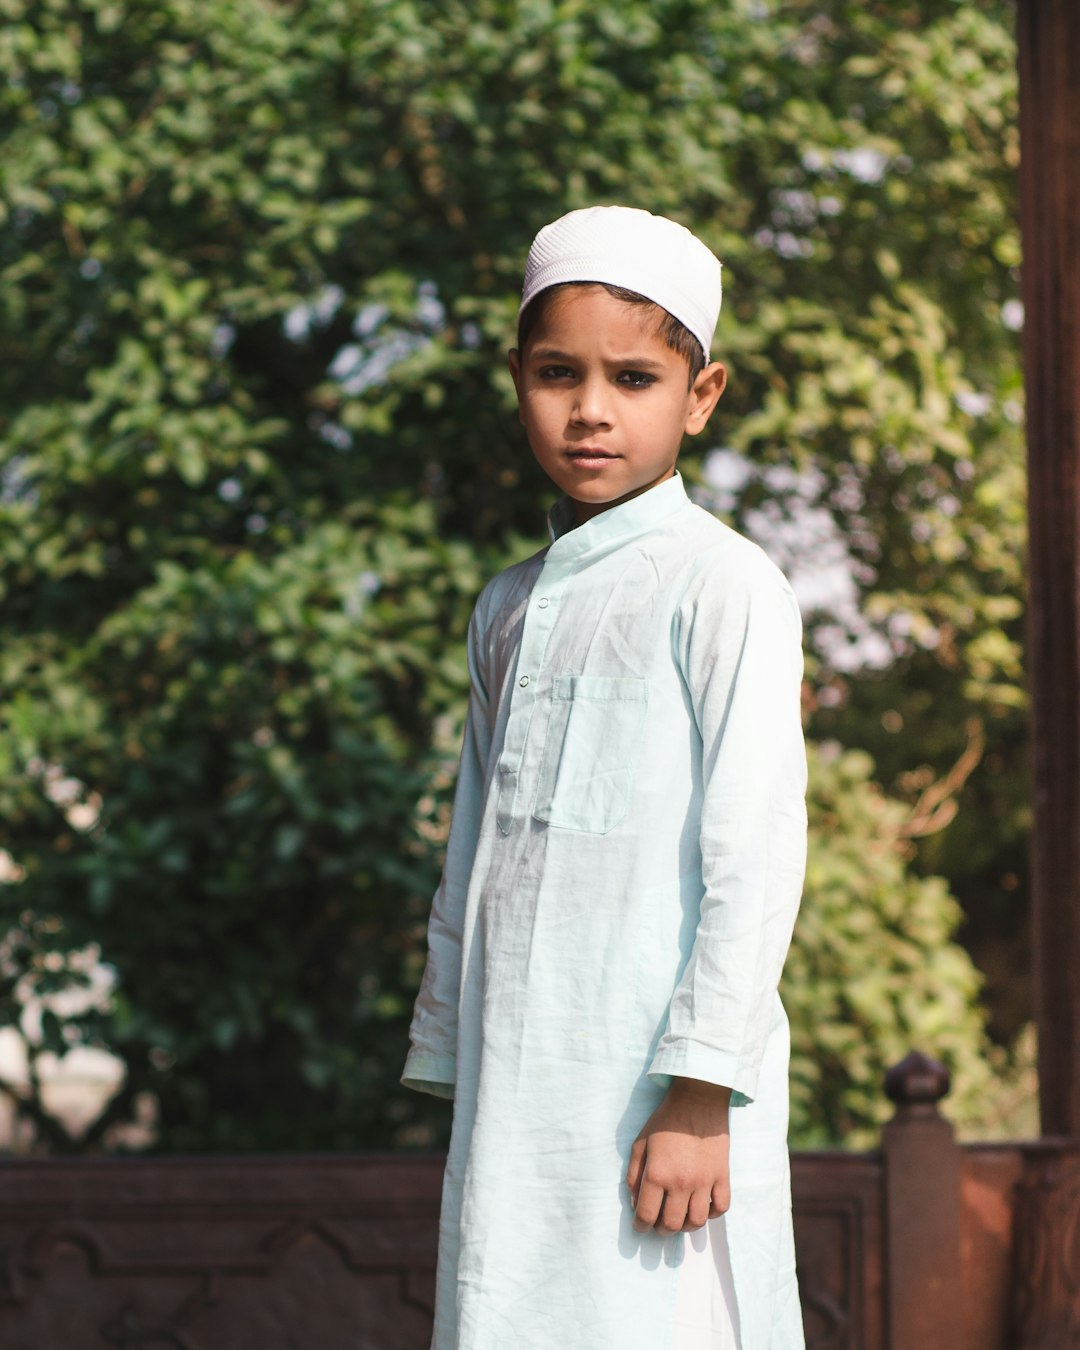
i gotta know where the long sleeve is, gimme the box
[401,605,492,1099]
[648,556,808,1106]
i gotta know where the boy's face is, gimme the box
[508,285,727,524]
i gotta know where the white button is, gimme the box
[537,597,550,609]
[519,675,530,687]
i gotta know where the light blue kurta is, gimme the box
[404,473,807,1350]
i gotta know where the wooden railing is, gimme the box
[0,1054,1070,1349]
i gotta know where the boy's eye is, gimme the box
[617,370,656,388]
[538,364,574,380]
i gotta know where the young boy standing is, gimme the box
[403,206,807,1350]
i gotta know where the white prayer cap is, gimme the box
[519,205,723,360]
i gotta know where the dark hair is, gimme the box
[516,282,706,387]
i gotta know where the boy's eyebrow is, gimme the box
[528,346,668,370]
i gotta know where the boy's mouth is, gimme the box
[566,447,619,462]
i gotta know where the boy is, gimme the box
[403,206,807,1350]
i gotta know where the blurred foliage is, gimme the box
[1,505,484,1148]
[0,0,1031,1151]
[787,744,1036,1148]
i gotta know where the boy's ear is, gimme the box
[685,361,728,436]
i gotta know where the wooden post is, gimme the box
[881,1053,965,1350]
[1017,0,1080,1137]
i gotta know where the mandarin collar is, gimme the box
[546,473,691,557]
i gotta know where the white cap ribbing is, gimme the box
[519,205,723,360]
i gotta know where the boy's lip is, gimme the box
[565,446,619,459]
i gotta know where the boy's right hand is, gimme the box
[626,1077,732,1235]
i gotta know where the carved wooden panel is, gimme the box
[0,1156,442,1350]
[792,1152,885,1350]
[0,1150,886,1348]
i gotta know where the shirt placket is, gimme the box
[495,553,576,834]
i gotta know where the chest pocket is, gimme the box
[533,675,649,834]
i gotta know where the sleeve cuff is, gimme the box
[647,1042,756,1107]
[401,1049,457,1100]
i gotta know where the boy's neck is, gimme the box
[568,466,678,527]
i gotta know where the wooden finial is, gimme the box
[884,1051,951,1109]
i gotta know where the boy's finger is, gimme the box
[657,1190,690,1235]
[625,1139,646,1203]
[710,1180,730,1216]
[683,1189,711,1232]
[632,1178,665,1232]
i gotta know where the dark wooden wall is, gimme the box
[5,1152,872,1350]
[0,1061,1073,1350]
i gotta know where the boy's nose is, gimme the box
[571,377,613,428]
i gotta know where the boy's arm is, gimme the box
[649,558,807,1102]
[629,558,806,1231]
[401,607,492,1099]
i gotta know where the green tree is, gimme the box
[787,743,1035,1148]
[0,0,1025,1150]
